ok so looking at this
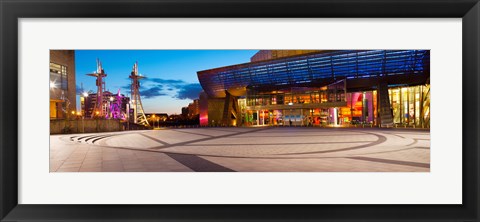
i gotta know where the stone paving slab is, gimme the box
[50,127,430,172]
[104,133,160,149]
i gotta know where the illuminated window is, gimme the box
[50,63,68,90]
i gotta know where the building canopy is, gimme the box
[197,50,430,98]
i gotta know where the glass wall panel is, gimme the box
[422,84,430,128]
[390,89,400,124]
[408,87,415,126]
[402,88,408,124]
[243,82,430,128]
[415,86,421,127]
[388,85,430,128]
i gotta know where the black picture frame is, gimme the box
[1,0,479,221]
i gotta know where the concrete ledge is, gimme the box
[50,119,123,134]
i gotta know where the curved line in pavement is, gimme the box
[91,135,118,144]
[169,129,215,138]
[379,131,405,139]
[184,141,372,146]
[150,127,270,150]
[67,132,148,145]
[84,143,349,160]
[90,142,387,161]
[85,135,103,142]
[77,135,96,140]
[230,133,367,138]
[275,130,387,155]
[405,138,418,147]
[353,147,415,155]
[75,129,394,160]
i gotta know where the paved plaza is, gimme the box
[50,127,430,172]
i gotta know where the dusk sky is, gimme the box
[75,50,258,114]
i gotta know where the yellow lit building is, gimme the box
[50,50,76,119]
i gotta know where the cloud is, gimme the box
[120,84,132,94]
[175,83,202,100]
[121,84,131,90]
[120,77,202,100]
[146,78,186,86]
[140,86,168,99]
[121,82,148,94]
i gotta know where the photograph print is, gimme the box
[49,50,430,172]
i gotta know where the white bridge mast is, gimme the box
[86,58,107,118]
[129,62,150,126]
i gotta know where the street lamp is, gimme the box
[125,102,130,131]
[152,114,156,128]
[77,111,85,133]
[50,81,56,89]
[81,92,87,117]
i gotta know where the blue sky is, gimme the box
[75,50,258,114]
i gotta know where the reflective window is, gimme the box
[50,62,68,90]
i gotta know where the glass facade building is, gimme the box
[197,50,430,128]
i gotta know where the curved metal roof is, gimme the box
[197,50,430,98]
